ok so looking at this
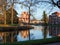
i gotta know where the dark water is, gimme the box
[17,25,52,41]
[0,25,53,43]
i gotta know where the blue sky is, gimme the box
[14,0,60,20]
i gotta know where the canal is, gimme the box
[0,25,55,43]
[17,25,52,42]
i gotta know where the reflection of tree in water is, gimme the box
[30,33,35,40]
[42,25,48,39]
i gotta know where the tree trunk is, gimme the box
[28,6,30,40]
[3,5,6,24]
[11,3,14,25]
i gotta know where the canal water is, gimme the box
[17,25,52,42]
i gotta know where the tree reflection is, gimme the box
[43,25,48,39]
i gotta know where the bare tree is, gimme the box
[51,0,60,8]
[5,0,60,25]
[0,0,59,25]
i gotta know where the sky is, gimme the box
[13,0,60,20]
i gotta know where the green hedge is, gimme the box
[0,37,60,45]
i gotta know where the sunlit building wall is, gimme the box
[19,12,29,24]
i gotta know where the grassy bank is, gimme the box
[0,37,60,45]
[0,24,18,27]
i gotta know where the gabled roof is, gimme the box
[52,12,60,17]
[7,8,18,14]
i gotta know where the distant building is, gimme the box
[19,12,29,25]
[49,12,60,36]
[30,19,44,24]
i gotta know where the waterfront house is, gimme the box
[19,12,29,25]
[30,19,44,24]
[49,12,60,36]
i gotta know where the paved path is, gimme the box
[42,42,60,45]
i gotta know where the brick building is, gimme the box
[49,12,60,36]
[19,12,29,25]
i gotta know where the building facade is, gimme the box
[30,19,44,24]
[49,12,60,36]
[19,12,29,25]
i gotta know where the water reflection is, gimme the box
[17,25,52,41]
[0,32,17,43]
[17,30,29,41]
[0,25,53,43]
[42,26,48,39]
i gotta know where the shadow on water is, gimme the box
[42,24,48,39]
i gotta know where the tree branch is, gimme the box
[31,1,52,6]
[51,0,57,5]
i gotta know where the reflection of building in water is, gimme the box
[49,12,60,36]
[20,30,29,38]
